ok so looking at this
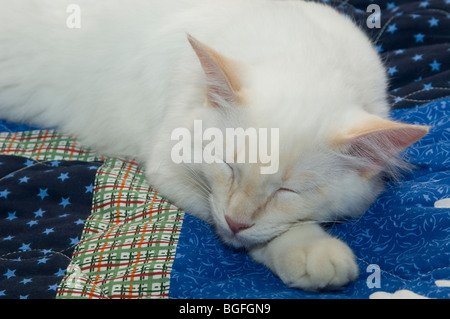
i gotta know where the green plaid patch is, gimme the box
[57,158,184,299]
[0,130,103,162]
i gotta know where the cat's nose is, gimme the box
[225,216,252,234]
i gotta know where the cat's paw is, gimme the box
[274,237,359,291]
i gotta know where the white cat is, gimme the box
[0,0,428,291]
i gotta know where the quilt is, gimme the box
[0,0,449,299]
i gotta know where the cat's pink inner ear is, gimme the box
[335,116,430,170]
[187,34,243,107]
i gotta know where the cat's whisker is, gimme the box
[180,164,212,199]
[180,175,210,199]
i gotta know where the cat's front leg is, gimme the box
[249,223,359,291]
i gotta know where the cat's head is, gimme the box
[180,35,429,249]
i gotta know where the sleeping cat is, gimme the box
[0,0,429,291]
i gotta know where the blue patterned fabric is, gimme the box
[170,97,450,299]
[0,121,42,133]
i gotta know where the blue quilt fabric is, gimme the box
[170,103,450,299]
[0,124,102,298]
[170,97,450,299]
[169,0,450,299]
[0,157,102,298]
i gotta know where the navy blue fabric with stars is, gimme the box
[0,150,101,299]
[331,0,449,108]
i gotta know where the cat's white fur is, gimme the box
[0,0,428,291]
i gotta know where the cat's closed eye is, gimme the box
[277,187,298,194]
[224,162,234,174]
[213,160,234,185]
[220,161,234,179]
[275,187,300,200]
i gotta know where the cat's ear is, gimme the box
[334,116,430,174]
[187,34,244,107]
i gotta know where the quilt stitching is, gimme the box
[56,158,184,299]
[0,130,102,299]
[390,88,450,104]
